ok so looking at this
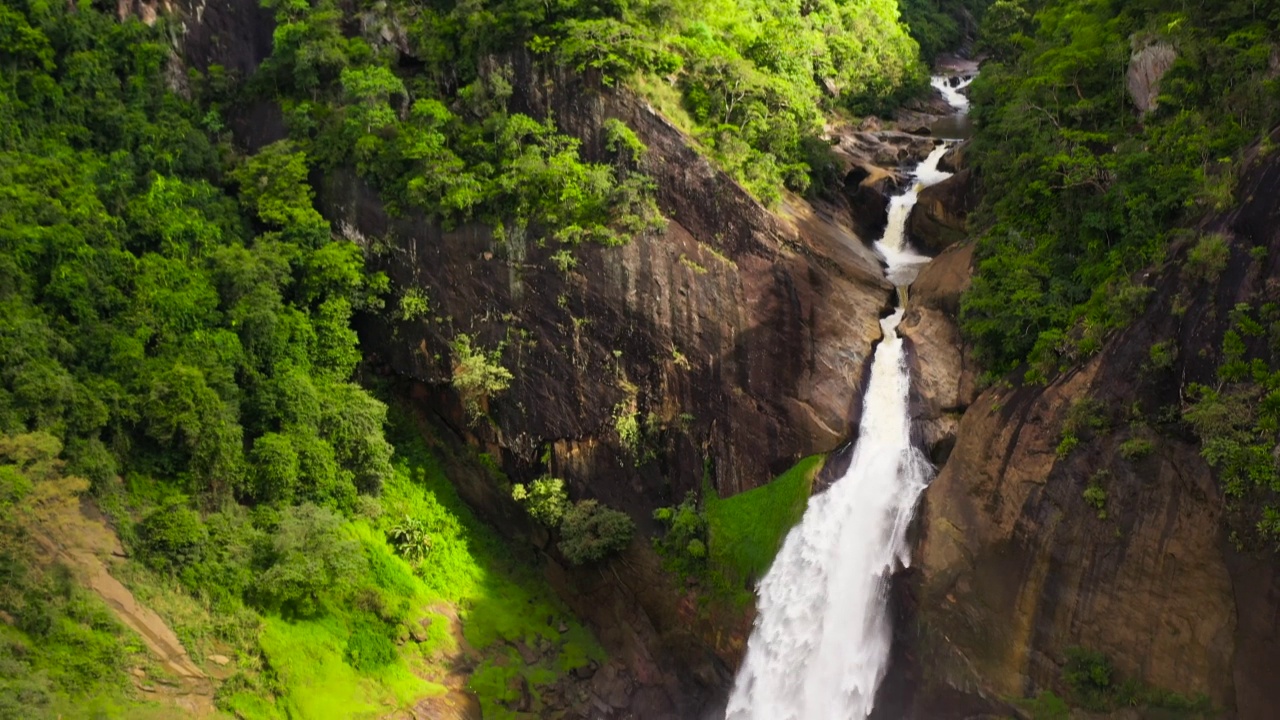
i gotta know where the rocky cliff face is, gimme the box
[337,54,898,508]
[902,140,1280,719]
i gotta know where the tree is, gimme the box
[557,500,634,565]
[511,477,569,526]
[255,503,366,617]
[250,432,301,504]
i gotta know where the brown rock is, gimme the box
[909,242,973,317]
[899,307,971,461]
[907,168,976,255]
[206,654,231,667]
[937,140,969,174]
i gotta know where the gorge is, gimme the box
[3,0,1280,719]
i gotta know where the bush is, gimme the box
[1184,234,1231,285]
[250,432,300,503]
[254,504,367,617]
[137,502,207,571]
[557,500,634,565]
[1064,646,1114,708]
[386,516,430,561]
[652,493,707,574]
[450,335,513,422]
[511,477,569,527]
[1118,436,1154,459]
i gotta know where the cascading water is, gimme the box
[724,79,968,720]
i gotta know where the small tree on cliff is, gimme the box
[450,334,513,422]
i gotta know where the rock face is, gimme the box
[1127,42,1178,114]
[905,142,1280,719]
[900,241,977,464]
[337,53,892,511]
[907,168,976,255]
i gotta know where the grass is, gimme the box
[257,615,443,719]
[704,455,825,591]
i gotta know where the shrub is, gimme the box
[254,504,367,617]
[137,501,207,571]
[1063,647,1114,709]
[396,288,430,321]
[450,334,513,422]
[386,515,431,561]
[250,432,300,503]
[1183,234,1230,285]
[1082,475,1108,520]
[558,500,634,565]
[1118,436,1154,459]
[652,493,707,574]
[511,477,569,527]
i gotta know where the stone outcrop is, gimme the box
[904,139,1280,719]
[902,241,976,463]
[907,168,977,255]
[1127,42,1177,115]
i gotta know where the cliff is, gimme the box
[904,140,1280,719]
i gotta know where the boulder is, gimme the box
[1127,42,1177,115]
[906,169,976,255]
[937,140,969,174]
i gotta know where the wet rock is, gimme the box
[937,140,969,174]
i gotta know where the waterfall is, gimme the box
[725,91,964,718]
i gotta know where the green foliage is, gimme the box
[1147,341,1178,371]
[613,403,643,457]
[1181,302,1280,547]
[255,504,365,617]
[0,435,162,718]
[344,621,397,672]
[1183,233,1231,285]
[1063,647,1115,708]
[961,0,1280,378]
[557,500,635,565]
[652,493,708,576]
[1016,691,1070,720]
[450,334,513,422]
[1055,397,1108,457]
[137,501,208,571]
[900,0,990,63]
[1118,436,1154,460]
[1082,472,1108,519]
[395,288,430,322]
[511,477,570,527]
[385,515,430,561]
[1060,646,1214,714]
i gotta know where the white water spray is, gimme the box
[725,84,966,719]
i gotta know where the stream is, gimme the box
[723,76,971,719]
